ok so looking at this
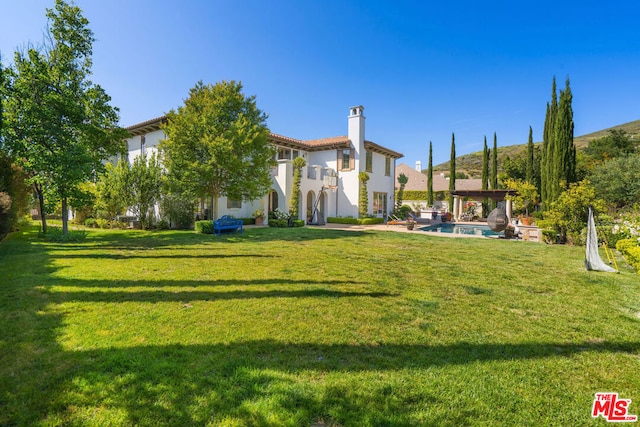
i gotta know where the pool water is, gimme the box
[420,223,503,237]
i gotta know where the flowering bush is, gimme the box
[611,213,640,242]
[269,208,291,221]
[614,211,640,273]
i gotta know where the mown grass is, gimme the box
[0,225,639,426]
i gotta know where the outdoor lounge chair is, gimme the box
[386,214,409,226]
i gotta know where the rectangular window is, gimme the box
[277,147,291,160]
[338,149,353,171]
[365,151,373,172]
[292,150,300,159]
[385,157,391,176]
[227,199,242,209]
[373,192,388,217]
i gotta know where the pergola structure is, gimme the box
[450,189,517,221]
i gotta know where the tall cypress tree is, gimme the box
[490,133,498,210]
[554,78,576,193]
[491,133,498,189]
[448,133,456,213]
[526,126,534,184]
[542,76,575,206]
[427,141,434,206]
[481,136,489,216]
[541,77,558,208]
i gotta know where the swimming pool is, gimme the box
[420,223,503,237]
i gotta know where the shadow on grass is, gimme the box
[46,288,396,303]
[45,278,369,289]
[3,226,638,425]
[4,330,640,425]
[50,253,282,260]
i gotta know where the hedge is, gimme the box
[195,220,213,234]
[396,190,448,201]
[327,217,385,225]
[268,219,305,228]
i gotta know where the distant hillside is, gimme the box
[433,119,640,178]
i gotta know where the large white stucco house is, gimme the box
[123,105,403,225]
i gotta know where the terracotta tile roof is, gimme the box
[304,136,351,147]
[125,114,402,158]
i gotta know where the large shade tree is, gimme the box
[160,81,274,220]
[3,0,126,235]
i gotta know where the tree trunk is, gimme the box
[62,197,68,235]
[34,183,47,234]
[212,193,219,221]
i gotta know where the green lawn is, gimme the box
[1,225,639,426]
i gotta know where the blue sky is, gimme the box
[2,1,639,166]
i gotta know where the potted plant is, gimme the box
[253,209,264,226]
[406,217,416,230]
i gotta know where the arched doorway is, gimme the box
[306,191,315,223]
[317,191,326,224]
[268,190,279,214]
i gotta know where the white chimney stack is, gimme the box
[416,161,422,171]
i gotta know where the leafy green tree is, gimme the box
[359,171,370,217]
[427,142,434,206]
[589,153,640,209]
[449,133,456,211]
[159,190,195,230]
[95,162,127,221]
[539,180,606,244]
[584,129,636,163]
[3,0,126,235]
[120,153,162,230]
[395,173,408,212]
[289,156,306,219]
[504,178,539,217]
[161,80,274,220]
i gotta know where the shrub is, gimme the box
[268,219,289,228]
[269,209,291,221]
[616,238,639,254]
[292,219,304,227]
[157,219,170,230]
[328,217,359,225]
[241,218,255,225]
[160,192,195,230]
[84,218,97,228]
[95,218,110,229]
[398,205,413,218]
[541,180,606,244]
[195,220,213,234]
[625,246,640,272]
[327,217,384,225]
[39,226,87,242]
[598,225,624,248]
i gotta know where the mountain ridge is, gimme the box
[433,119,640,177]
